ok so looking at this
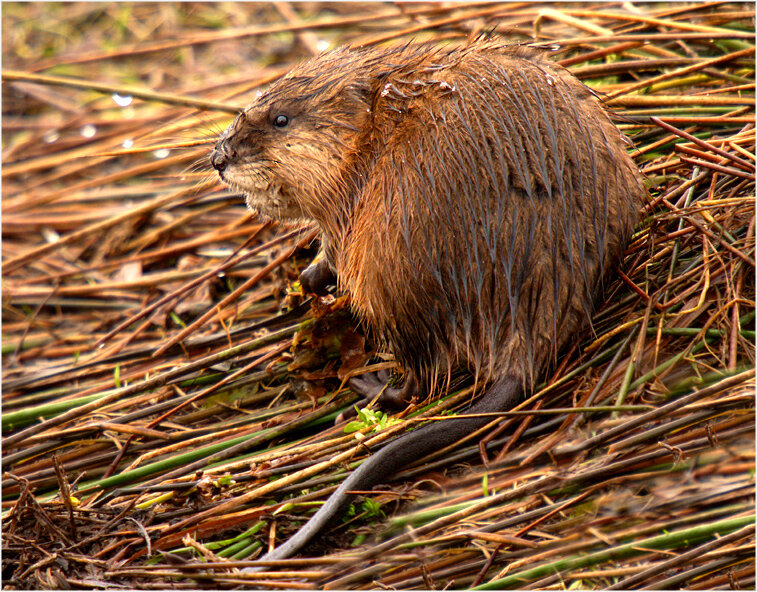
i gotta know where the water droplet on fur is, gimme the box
[80,124,96,138]
[317,40,329,52]
[122,138,134,149]
[152,148,170,159]
[255,90,263,98]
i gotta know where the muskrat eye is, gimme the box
[273,115,289,128]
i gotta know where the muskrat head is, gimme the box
[210,52,374,222]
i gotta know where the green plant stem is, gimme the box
[474,514,754,590]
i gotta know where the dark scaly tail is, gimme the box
[245,376,522,569]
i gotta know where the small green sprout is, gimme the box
[343,406,401,434]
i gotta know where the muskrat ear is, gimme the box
[344,80,373,106]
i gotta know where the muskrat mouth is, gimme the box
[243,184,281,208]
[220,163,270,193]
[217,160,307,220]
[226,174,304,221]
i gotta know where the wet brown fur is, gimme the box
[213,39,645,395]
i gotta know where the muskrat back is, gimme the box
[211,39,645,561]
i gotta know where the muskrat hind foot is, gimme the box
[338,370,417,423]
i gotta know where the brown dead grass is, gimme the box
[2,2,754,589]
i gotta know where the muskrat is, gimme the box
[211,39,645,564]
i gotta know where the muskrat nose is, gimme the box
[210,147,227,173]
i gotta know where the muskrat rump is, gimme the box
[211,39,645,561]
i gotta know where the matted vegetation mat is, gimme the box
[2,2,754,589]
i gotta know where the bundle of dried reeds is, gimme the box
[2,2,754,589]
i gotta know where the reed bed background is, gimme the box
[2,2,754,589]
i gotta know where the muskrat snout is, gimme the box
[210,141,235,175]
[209,149,225,173]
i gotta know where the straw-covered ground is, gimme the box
[2,2,754,589]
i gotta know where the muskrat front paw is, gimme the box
[300,259,336,296]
